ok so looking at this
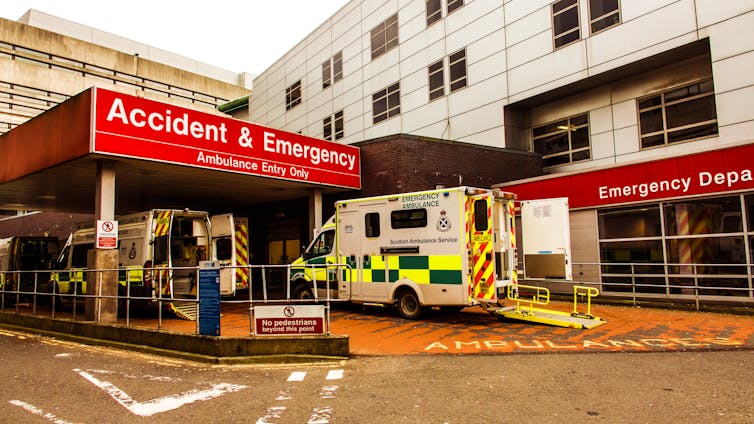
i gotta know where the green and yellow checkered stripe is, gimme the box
[348,255,463,285]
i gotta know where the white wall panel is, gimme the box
[713,51,754,93]
[505,7,549,47]
[590,132,615,161]
[696,0,754,28]
[504,0,551,26]
[508,42,587,98]
[715,85,754,127]
[702,11,754,61]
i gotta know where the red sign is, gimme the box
[254,305,325,335]
[96,219,118,249]
[501,143,754,208]
[91,88,360,189]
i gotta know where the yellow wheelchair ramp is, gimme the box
[495,305,606,329]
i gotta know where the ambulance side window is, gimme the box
[71,244,93,268]
[215,237,232,260]
[474,199,489,231]
[391,209,427,229]
[365,213,380,237]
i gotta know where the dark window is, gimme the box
[391,209,428,229]
[428,59,444,101]
[333,51,343,83]
[448,48,467,92]
[215,237,232,261]
[638,79,718,149]
[447,0,464,14]
[71,243,93,268]
[285,80,301,111]
[533,113,590,167]
[427,0,442,26]
[322,60,331,89]
[589,0,621,34]
[323,110,345,141]
[552,0,580,49]
[371,13,399,60]
[365,213,380,238]
[309,230,334,257]
[372,82,401,124]
[473,199,489,232]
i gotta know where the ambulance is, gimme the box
[50,209,249,319]
[290,186,571,319]
[0,236,60,305]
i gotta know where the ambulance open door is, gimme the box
[520,198,572,280]
[210,214,237,295]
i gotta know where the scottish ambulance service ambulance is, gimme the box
[51,209,249,319]
[291,186,571,319]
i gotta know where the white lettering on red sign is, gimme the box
[106,97,229,144]
[598,169,752,201]
[263,131,356,171]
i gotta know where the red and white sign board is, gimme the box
[96,219,118,249]
[501,143,754,209]
[254,305,325,336]
[91,88,360,189]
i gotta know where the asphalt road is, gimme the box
[1,327,752,423]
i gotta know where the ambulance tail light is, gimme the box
[143,260,153,290]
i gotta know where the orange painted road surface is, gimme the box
[122,301,754,356]
[12,301,754,356]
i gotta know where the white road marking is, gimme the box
[287,371,307,381]
[308,406,333,424]
[325,369,344,380]
[55,353,74,358]
[74,368,247,417]
[255,406,286,424]
[319,385,339,399]
[9,400,73,424]
[275,388,295,400]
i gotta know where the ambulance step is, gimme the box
[495,305,606,329]
[170,302,197,321]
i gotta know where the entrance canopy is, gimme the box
[0,87,360,214]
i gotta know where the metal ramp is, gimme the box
[494,285,606,329]
[169,301,197,321]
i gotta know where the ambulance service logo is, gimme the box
[436,210,451,232]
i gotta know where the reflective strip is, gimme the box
[234,221,250,289]
[153,211,171,237]
[363,255,463,285]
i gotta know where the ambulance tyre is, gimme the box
[395,288,425,320]
[292,282,314,300]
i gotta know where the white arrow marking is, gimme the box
[74,368,248,417]
[9,400,73,424]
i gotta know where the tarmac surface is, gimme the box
[122,300,754,356]
[3,299,754,357]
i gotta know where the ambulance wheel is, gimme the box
[396,288,425,320]
[292,283,314,300]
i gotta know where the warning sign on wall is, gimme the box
[96,220,118,249]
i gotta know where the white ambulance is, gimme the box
[51,209,249,319]
[290,186,571,319]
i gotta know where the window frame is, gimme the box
[552,0,581,50]
[323,110,345,141]
[285,79,302,111]
[372,82,401,124]
[532,112,591,168]
[428,59,444,101]
[637,78,718,150]
[391,209,428,229]
[588,0,621,35]
[448,48,467,92]
[447,0,464,15]
[426,0,442,26]
[371,13,399,60]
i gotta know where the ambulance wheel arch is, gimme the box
[392,281,426,320]
[291,278,314,300]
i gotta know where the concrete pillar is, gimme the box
[86,161,119,323]
[308,188,323,240]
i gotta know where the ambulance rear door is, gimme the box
[468,191,497,303]
[520,198,572,280]
[211,213,236,295]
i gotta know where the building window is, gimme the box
[428,59,444,101]
[598,195,752,297]
[391,209,428,229]
[371,13,399,60]
[532,113,590,167]
[323,110,344,141]
[448,48,467,92]
[426,0,442,26]
[552,0,580,49]
[589,0,621,34]
[322,51,343,89]
[447,0,464,14]
[372,82,400,124]
[285,80,301,111]
[427,0,464,27]
[428,48,466,101]
[638,79,718,149]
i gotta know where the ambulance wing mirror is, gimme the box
[520,197,572,280]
